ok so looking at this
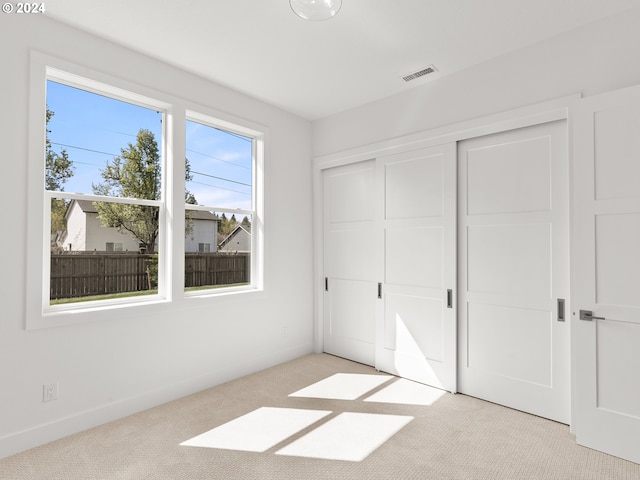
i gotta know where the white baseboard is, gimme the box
[0,343,313,459]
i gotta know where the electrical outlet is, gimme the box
[43,382,58,402]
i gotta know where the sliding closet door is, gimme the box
[573,85,640,463]
[322,160,377,366]
[375,144,457,391]
[458,121,570,423]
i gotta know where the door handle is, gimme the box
[447,289,453,309]
[557,298,565,322]
[579,310,605,321]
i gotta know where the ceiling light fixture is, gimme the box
[290,0,342,21]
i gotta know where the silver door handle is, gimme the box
[579,310,605,321]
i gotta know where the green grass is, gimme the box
[184,283,249,292]
[50,283,250,304]
[50,289,158,305]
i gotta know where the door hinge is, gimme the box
[377,282,382,299]
[325,277,328,291]
[447,289,453,309]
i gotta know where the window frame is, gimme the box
[106,243,124,252]
[183,110,263,297]
[26,52,265,330]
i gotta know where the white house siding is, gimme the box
[185,218,218,252]
[64,200,219,252]
[84,213,140,252]
[219,226,251,252]
[62,201,88,251]
[63,200,141,252]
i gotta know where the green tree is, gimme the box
[46,108,74,192]
[185,157,196,205]
[218,213,238,238]
[93,129,161,253]
[46,107,74,236]
[93,129,195,253]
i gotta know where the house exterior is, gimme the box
[62,200,140,252]
[218,224,251,252]
[62,200,219,252]
[185,210,220,253]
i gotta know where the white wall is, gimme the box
[0,14,313,458]
[312,8,640,157]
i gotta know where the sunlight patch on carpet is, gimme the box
[275,412,413,462]
[289,373,393,400]
[364,378,446,406]
[180,407,331,452]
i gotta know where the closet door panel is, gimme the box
[375,143,457,392]
[458,121,569,424]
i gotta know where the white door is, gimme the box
[573,86,640,463]
[375,144,457,392]
[323,160,377,366]
[457,121,570,423]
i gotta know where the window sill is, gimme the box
[28,296,171,330]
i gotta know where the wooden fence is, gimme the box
[50,252,250,300]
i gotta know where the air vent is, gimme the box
[402,65,438,82]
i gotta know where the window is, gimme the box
[184,117,256,293]
[105,242,123,252]
[45,79,165,307]
[27,56,264,326]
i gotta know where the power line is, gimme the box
[51,141,251,188]
[225,131,252,143]
[186,150,250,170]
[189,180,250,196]
[104,128,137,138]
[51,142,118,157]
[206,125,252,143]
[190,171,251,187]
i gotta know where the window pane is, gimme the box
[185,120,253,210]
[46,80,163,200]
[50,199,160,305]
[184,210,252,291]
[185,119,254,292]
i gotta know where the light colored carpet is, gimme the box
[2,353,640,479]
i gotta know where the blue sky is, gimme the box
[46,80,253,211]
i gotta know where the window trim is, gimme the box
[26,52,265,330]
[183,110,264,298]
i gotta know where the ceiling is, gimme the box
[47,0,640,120]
